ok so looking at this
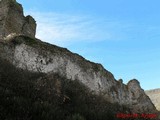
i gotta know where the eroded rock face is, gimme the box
[0,0,36,39]
[0,36,157,113]
[127,80,156,112]
[0,0,157,115]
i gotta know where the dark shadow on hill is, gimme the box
[0,58,158,120]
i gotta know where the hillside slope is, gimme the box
[145,89,160,111]
[0,58,132,120]
[0,0,159,118]
[0,35,157,113]
[1,58,160,120]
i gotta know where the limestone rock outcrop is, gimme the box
[0,0,158,115]
[0,35,157,113]
[0,0,36,39]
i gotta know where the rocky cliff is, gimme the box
[0,0,36,39]
[146,89,160,111]
[0,0,157,114]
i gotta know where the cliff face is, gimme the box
[146,89,160,111]
[0,34,157,114]
[0,0,157,114]
[0,0,36,39]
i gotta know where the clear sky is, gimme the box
[17,0,160,90]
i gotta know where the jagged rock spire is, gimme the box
[0,0,36,39]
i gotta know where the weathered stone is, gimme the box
[127,79,156,113]
[0,36,157,113]
[0,0,36,39]
[0,0,158,115]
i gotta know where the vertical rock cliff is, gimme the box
[0,0,36,39]
[0,0,158,114]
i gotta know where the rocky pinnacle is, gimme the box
[0,0,36,39]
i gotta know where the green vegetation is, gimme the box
[0,58,156,120]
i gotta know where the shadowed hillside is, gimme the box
[0,0,159,119]
[0,58,130,120]
[1,58,159,120]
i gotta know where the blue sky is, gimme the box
[17,0,160,90]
